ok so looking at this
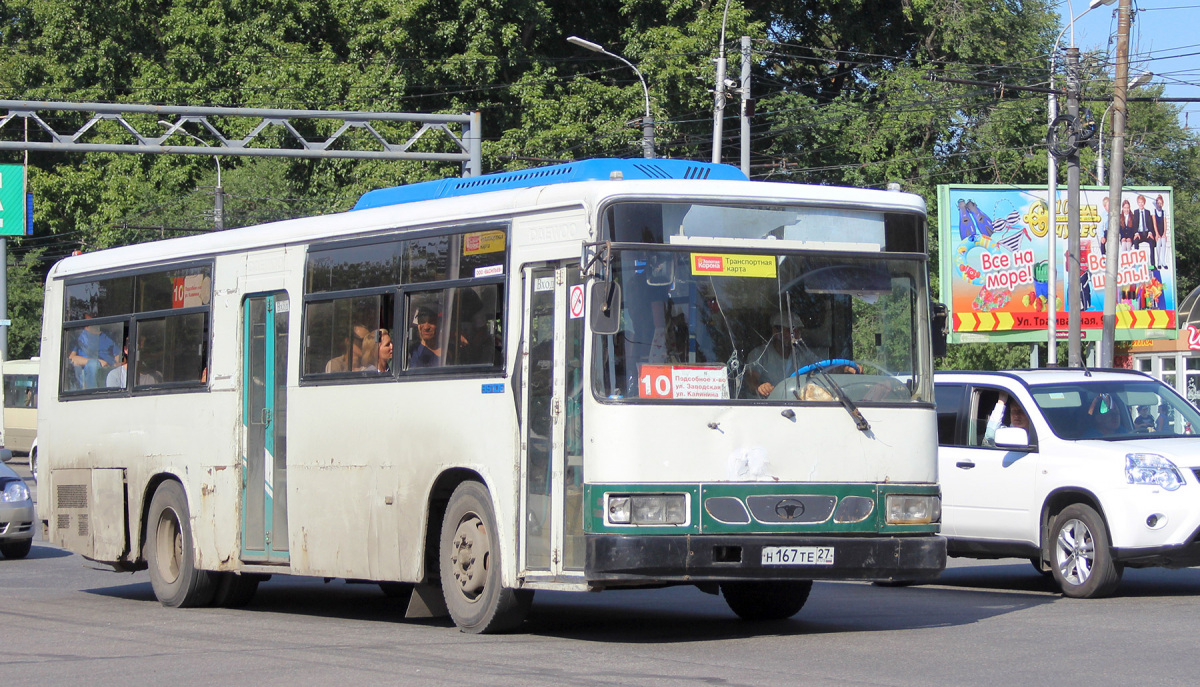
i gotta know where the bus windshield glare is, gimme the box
[592,248,930,404]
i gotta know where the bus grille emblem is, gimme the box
[774,498,805,520]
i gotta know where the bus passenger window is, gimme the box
[302,294,391,376]
[62,320,126,391]
[404,285,503,372]
[135,313,208,385]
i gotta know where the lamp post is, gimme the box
[1097,71,1152,180]
[159,120,224,230]
[711,0,735,164]
[568,36,655,159]
[1046,0,1116,366]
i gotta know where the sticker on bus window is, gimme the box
[689,253,777,278]
[463,230,506,255]
[474,264,504,278]
[638,364,730,400]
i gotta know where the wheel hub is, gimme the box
[451,516,487,598]
[1056,518,1094,585]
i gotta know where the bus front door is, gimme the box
[520,263,586,578]
[241,293,290,563]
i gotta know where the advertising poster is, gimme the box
[938,185,1176,344]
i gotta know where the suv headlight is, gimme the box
[1126,453,1184,491]
[885,494,940,525]
[606,494,688,525]
[1,479,30,503]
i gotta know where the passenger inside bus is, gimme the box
[359,328,393,373]
[106,338,161,388]
[453,289,497,365]
[409,308,443,368]
[325,324,368,373]
[68,318,120,389]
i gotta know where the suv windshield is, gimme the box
[1030,379,1200,440]
[592,248,931,404]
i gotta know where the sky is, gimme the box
[1063,0,1200,132]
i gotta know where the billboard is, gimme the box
[937,185,1176,343]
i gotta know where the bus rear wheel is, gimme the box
[720,580,813,621]
[146,480,215,608]
[439,481,532,633]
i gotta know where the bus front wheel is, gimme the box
[146,480,215,608]
[439,481,532,633]
[720,580,813,621]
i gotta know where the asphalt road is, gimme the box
[4,456,1199,686]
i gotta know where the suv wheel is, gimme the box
[1049,504,1122,598]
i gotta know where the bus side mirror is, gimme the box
[931,301,948,358]
[590,281,622,335]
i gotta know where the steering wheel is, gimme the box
[788,358,863,378]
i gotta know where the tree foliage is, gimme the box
[0,0,1195,369]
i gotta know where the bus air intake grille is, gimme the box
[57,484,88,509]
[745,494,837,524]
[77,513,89,537]
[57,514,70,530]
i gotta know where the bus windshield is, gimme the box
[592,248,930,404]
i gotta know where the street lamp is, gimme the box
[711,0,735,164]
[1045,0,1116,366]
[1097,71,1152,180]
[159,120,224,230]
[567,35,655,159]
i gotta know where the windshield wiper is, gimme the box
[788,339,871,433]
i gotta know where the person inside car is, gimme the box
[983,391,1031,446]
[1085,393,1123,437]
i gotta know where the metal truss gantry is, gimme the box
[0,100,482,175]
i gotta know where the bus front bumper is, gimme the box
[585,533,946,584]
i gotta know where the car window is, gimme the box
[968,387,1036,448]
[934,383,966,446]
[1031,379,1200,440]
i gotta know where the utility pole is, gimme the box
[739,36,752,176]
[712,38,727,164]
[1046,71,1060,365]
[1066,47,1084,368]
[1100,0,1132,367]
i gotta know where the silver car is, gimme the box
[0,462,34,559]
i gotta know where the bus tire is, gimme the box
[439,481,532,633]
[720,580,813,621]
[29,448,37,480]
[211,573,263,608]
[146,480,215,608]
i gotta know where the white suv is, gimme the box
[935,369,1200,598]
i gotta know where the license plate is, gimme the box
[761,546,835,566]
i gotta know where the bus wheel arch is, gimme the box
[143,477,216,607]
[438,479,532,633]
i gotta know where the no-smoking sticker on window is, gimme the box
[569,284,585,319]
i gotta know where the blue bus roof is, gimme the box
[352,158,748,210]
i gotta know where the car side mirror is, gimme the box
[994,426,1032,450]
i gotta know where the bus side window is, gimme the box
[403,284,503,371]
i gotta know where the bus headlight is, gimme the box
[606,494,688,525]
[885,494,940,525]
[1126,453,1184,491]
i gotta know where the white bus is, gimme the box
[40,158,944,632]
[3,357,39,472]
